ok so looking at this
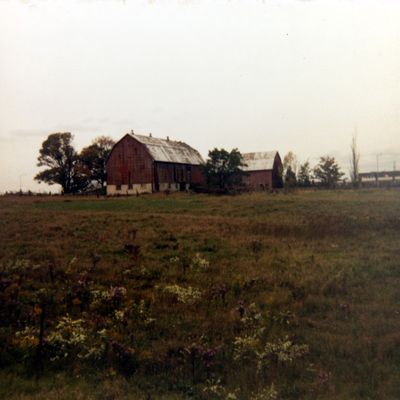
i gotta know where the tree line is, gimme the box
[281,133,360,189]
[35,132,357,194]
[35,133,115,194]
[281,151,345,189]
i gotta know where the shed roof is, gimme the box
[131,134,204,165]
[241,151,279,171]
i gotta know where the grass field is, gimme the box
[1,190,400,399]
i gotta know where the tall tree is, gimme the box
[203,148,247,190]
[349,133,360,188]
[298,161,312,187]
[313,156,344,189]
[284,165,297,188]
[35,133,85,194]
[283,151,298,177]
[79,136,115,190]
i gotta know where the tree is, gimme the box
[35,133,86,194]
[349,133,360,188]
[283,151,298,177]
[203,148,247,191]
[313,156,344,189]
[298,161,312,187]
[284,166,297,188]
[79,136,115,191]
[282,151,299,187]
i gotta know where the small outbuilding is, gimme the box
[241,151,283,190]
[106,132,204,195]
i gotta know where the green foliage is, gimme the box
[284,166,297,188]
[297,161,312,187]
[35,133,86,194]
[313,156,345,188]
[203,148,247,190]
[79,136,115,191]
[35,134,115,194]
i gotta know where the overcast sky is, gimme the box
[1,0,399,192]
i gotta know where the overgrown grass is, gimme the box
[1,189,400,399]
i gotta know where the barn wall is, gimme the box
[191,165,205,185]
[106,135,154,195]
[106,134,205,195]
[155,163,189,184]
[154,162,205,191]
[243,170,273,190]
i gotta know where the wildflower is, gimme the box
[163,285,202,304]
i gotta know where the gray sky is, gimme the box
[1,0,400,192]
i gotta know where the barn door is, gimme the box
[154,164,159,192]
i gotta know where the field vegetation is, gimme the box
[1,190,400,399]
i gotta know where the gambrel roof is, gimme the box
[241,151,279,171]
[131,134,204,165]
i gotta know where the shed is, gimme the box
[106,133,204,195]
[241,151,283,190]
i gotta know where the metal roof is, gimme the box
[131,134,204,165]
[241,151,279,171]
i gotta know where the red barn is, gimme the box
[241,151,283,190]
[106,133,204,195]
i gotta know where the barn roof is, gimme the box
[241,151,279,171]
[131,134,204,165]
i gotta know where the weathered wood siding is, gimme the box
[106,135,153,189]
[242,154,283,190]
[243,170,273,190]
[154,162,205,191]
[106,134,205,194]
[191,165,205,185]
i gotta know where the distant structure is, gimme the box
[359,170,400,187]
[241,151,283,190]
[106,132,204,195]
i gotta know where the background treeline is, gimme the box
[281,151,345,189]
[33,133,353,195]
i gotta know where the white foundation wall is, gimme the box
[107,182,191,195]
[158,183,179,192]
[107,183,152,196]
